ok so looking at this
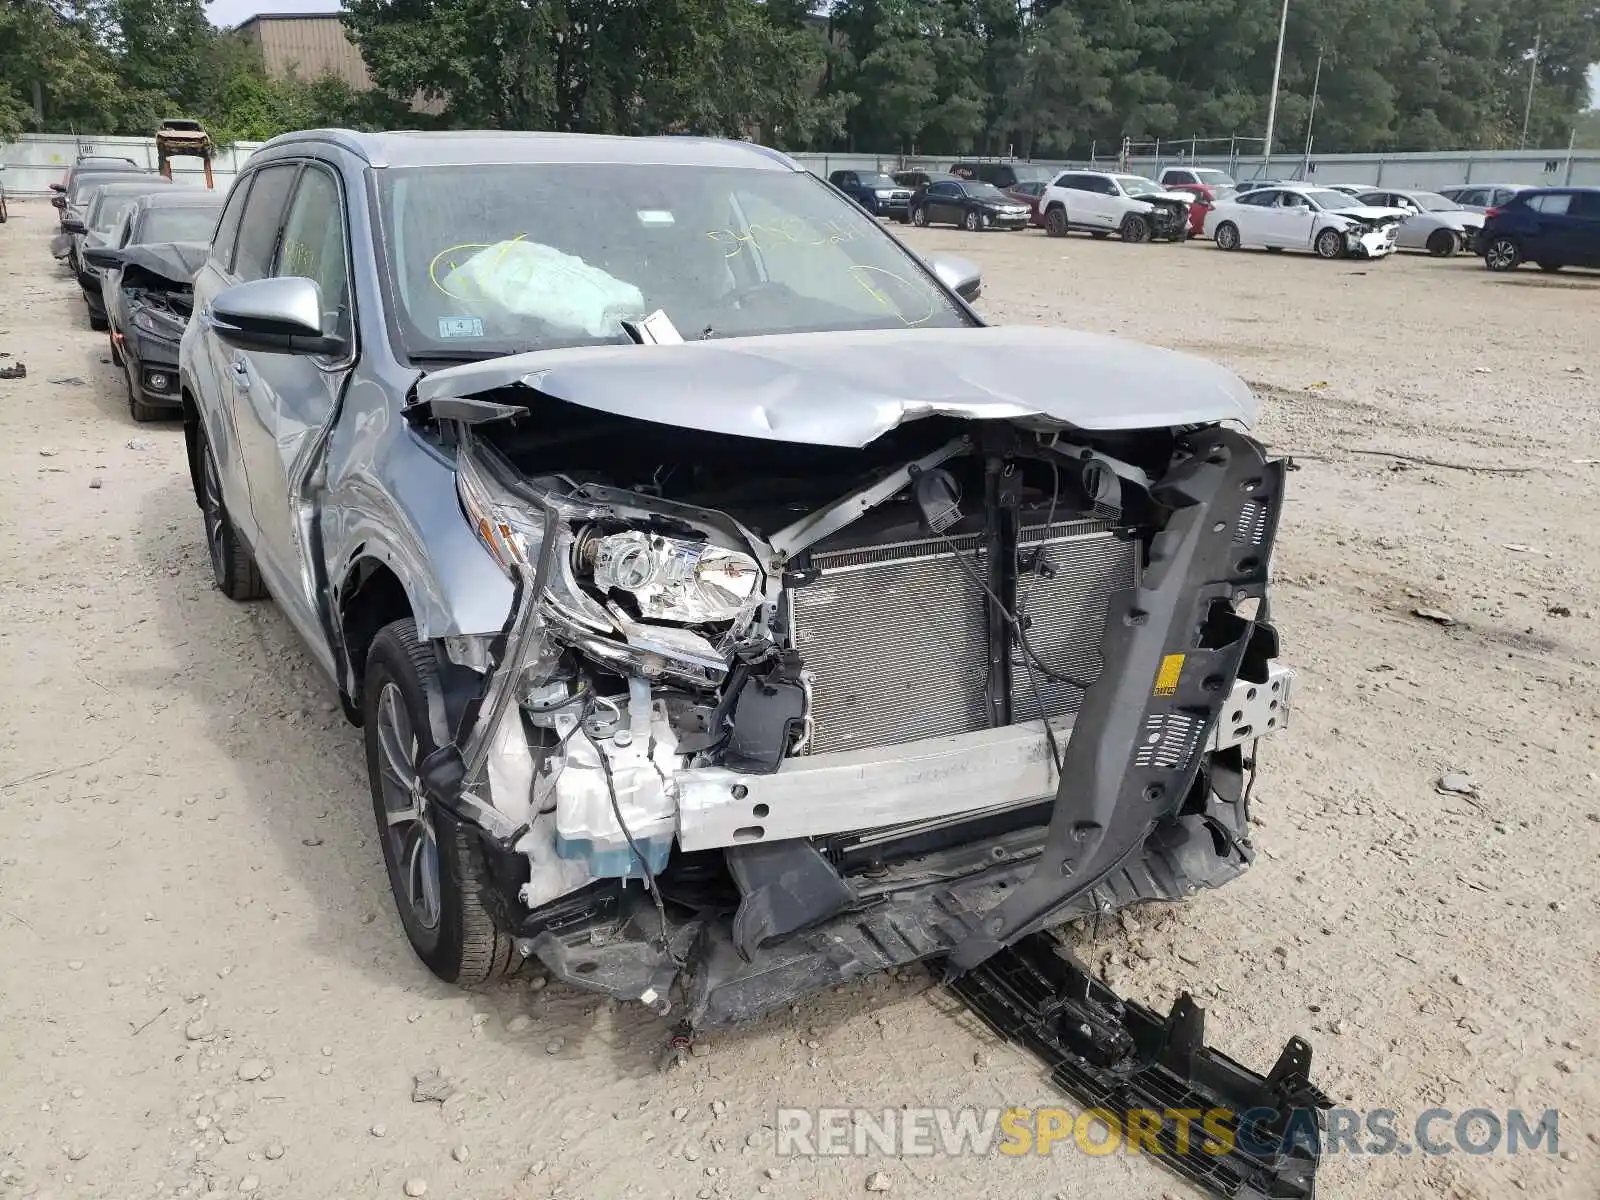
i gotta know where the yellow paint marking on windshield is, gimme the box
[429,234,528,299]
[848,265,937,327]
[706,216,866,259]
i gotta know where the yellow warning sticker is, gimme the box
[1153,653,1185,697]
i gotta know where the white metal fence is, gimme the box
[5,131,1597,194]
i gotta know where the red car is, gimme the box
[1163,182,1239,237]
[1003,180,1049,227]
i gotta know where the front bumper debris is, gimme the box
[1346,227,1399,258]
[948,934,1330,1200]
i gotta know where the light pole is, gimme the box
[1520,26,1542,150]
[1262,0,1291,170]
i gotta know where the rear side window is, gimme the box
[211,176,253,269]
[1527,192,1572,215]
[232,164,300,282]
[1569,191,1600,218]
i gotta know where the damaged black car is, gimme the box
[179,130,1293,1033]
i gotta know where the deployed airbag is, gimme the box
[440,240,645,337]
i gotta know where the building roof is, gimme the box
[257,129,802,172]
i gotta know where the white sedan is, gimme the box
[1203,185,1410,259]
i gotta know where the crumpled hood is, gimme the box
[1327,205,1410,225]
[119,241,209,286]
[1139,190,1196,206]
[1430,210,1482,230]
[415,325,1257,448]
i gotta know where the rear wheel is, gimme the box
[1314,228,1345,259]
[126,370,163,423]
[1119,214,1150,243]
[365,619,519,986]
[1483,235,1520,271]
[1044,206,1068,238]
[198,427,267,601]
[1214,222,1240,251]
[1426,228,1458,257]
[89,310,109,332]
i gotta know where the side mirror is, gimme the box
[50,182,65,193]
[61,217,87,235]
[83,245,124,271]
[925,252,982,303]
[210,277,346,357]
[52,195,67,209]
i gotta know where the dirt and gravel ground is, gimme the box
[1,196,1596,1200]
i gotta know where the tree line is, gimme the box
[5,0,1597,155]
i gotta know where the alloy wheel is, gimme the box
[375,682,441,931]
[1484,238,1519,271]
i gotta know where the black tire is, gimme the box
[1426,228,1457,258]
[89,310,109,332]
[1537,262,1563,273]
[198,425,267,601]
[1483,235,1520,272]
[962,208,982,232]
[1314,227,1345,260]
[911,205,929,228]
[1214,221,1240,251]
[0,194,8,223]
[127,370,162,423]
[1044,206,1068,238]
[1120,213,1151,243]
[364,619,520,986]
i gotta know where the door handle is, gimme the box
[230,360,251,390]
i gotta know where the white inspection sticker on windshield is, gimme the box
[438,316,484,339]
[636,209,675,225]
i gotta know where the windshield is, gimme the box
[71,173,145,205]
[1193,170,1234,186]
[964,182,1011,202]
[138,206,222,244]
[860,173,897,189]
[375,163,970,360]
[91,192,145,232]
[1304,189,1361,210]
[1116,175,1163,196]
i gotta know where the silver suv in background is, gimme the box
[178,129,1291,1028]
[1437,183,1531,213]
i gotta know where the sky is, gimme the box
[206,0,340,30]
[204,2,1600,107]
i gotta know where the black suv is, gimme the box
[827,169,914,220]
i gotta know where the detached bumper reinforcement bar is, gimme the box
[947,934,1331,1200]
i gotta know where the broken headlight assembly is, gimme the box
[131,307,187,341]
[574,528,759,625]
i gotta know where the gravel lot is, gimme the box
[1,196,1596,1200]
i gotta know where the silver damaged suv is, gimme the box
[179,129,1293,1027]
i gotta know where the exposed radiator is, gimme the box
[791,517,1138,755]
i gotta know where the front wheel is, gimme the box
[1120,214,1150,243]
[1044,207,1068,238]
[962,209,982,232]
[198,427,267,601]
[1483,236,1520,272]
[911,206,929,228]
[1214,222,1240,251]
[127,370,162,423]
[365,619,520,986]
[1426,228,1458,257]
[1314,228,1346,260]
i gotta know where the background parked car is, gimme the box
[1162,180,1238,237]
[1038,171,1191,242]
[1205,185,1407,259]
[947,161,1053,189]
[1157,166,1236,194]
[1356,188,1482,256]
[51,161,151,228]
[1234,179,1291,194]
[827,169,914,221]
[1324,183,1376,197]
[88,189,224,419]
[1479,187,1600,273]
[892,169,958,190]
[1002,179,1048,226]
[910,178,1031,230]
[1438,183,1530,213]
[64,178,174,323]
